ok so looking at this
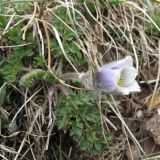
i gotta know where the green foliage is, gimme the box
[17,2,31,13]
[33,55,45,67]
[83,0,97,14]
[52,7,75,48]
[0,0,4,12]
[109,0,125,5]
[0,16,7,28]
[0,49,33,83]
[55,91,109,155]
[0,82,14,129]
[5,26,22,44]
[20,69,55,88]
[0,82,7,107]
[0,24,34,83]
[68,42,86,66]
[0,83,9,127]
[82,0,105,14]
[146,12,160,36]
[51,7,86,68]
[0,108,9,127]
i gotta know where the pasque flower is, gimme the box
[96,56,141,95]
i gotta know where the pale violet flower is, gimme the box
[96,56,141,95]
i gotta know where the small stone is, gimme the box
[145,114,160,145]
[126,144,141,160]
[136,110,143,118]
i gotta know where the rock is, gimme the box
[146,114,160,145]
[126,144,141,160]
[136,110,143,118]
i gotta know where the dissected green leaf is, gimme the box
[55,91,109,154]
[0,49,33,83]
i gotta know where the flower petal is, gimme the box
[96,68,121,93]
[116,81,141,95]
[100,56,133,70]
[126,81,141,92]
[116,87,130,95]
[121,66,138,86]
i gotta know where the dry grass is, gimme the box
[1,0,160,160]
